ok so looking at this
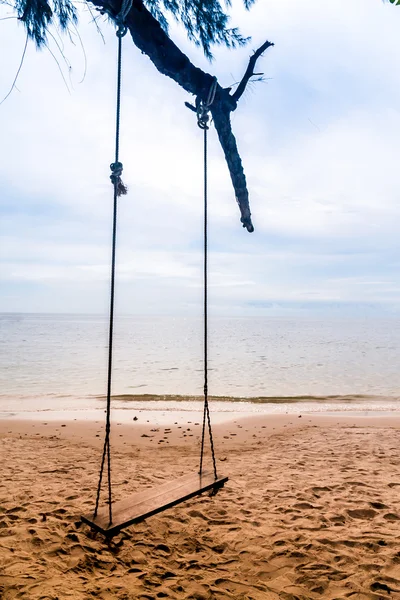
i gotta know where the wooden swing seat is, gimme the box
[81,470,228,537]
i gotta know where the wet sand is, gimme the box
[1,413,400,599]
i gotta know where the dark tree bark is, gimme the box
[89,0,273,232]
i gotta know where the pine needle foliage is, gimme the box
[145,0,255,59]
[4,0,256,57]
[12,0,78,47]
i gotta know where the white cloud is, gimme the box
[2,0,400,314]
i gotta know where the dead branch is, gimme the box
[231,39,274,103]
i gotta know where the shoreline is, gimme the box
[3,392,400,402]
[97,392,400,402]
[2,393,400,425]
[2,406,400,427]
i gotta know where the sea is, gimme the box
[1,313,400,422]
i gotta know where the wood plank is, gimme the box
[82,471,228,537]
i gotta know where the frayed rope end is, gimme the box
[116,181,128,196]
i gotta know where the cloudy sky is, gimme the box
[1,0,400,316]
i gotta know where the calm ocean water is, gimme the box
[1,313,400,417]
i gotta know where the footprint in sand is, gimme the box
[293,502,319,510]
[347,508,377,519]
[369,502,387,510]
[383,513,400,521]
[311,486,332,493]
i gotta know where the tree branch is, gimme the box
[231,39,274,103]
[211,103,253,231]
[88,0,272,232]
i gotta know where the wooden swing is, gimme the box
[81,10,227,539]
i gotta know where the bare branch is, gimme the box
[44,39,71,94]
[0,32,28,105]
[184,102,197,113]
[47,29,72,72]
[84,0,106,44]
[231,39,273,103]
[70,21,88,83]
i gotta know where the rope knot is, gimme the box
[197,77,218,130]
[114,0,133,37]
[110,161,128,196]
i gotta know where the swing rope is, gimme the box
[94,5,131,525]
[94,38,220,523]
[198,79,218,480]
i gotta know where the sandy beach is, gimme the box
[1,412,400,599]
